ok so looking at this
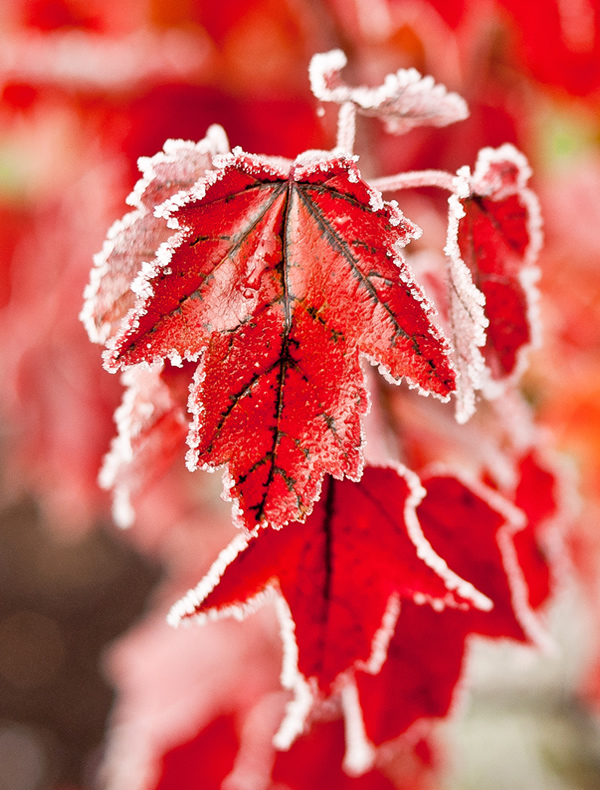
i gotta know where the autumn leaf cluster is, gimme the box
[79,49,563,786]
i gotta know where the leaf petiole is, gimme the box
[369,169,457,193]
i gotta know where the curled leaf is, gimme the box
[445,167,488,423]
[309,49,468,134]
[449,144,543,394]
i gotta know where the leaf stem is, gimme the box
[335,101,356,154]
[369,169,457,193]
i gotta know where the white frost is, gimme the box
[356,593,401,675]
[272,595,314,749]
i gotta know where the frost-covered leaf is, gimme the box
[450,144,542,392]
[99,362,190,528]
[103,148,455,530]
[309,49,468,134]
[168,467,490,709]
[81,125,229,344]
[355,471,549,746]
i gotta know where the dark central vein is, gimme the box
[252,181,294,519]
[309,474,336,677]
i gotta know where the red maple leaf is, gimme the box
[168,466,490,710]
[102,149,455,529]
[451,145,542,389]
[355,471,549,746]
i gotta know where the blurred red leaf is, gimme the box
[356,470,545,745]
[356,601,469,745]
[499,0,600,96]
[512,450,559,611]
[157,717,396,790]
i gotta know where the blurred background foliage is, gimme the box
[2,1,600,788]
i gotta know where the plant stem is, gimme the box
[336,102,356,154]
